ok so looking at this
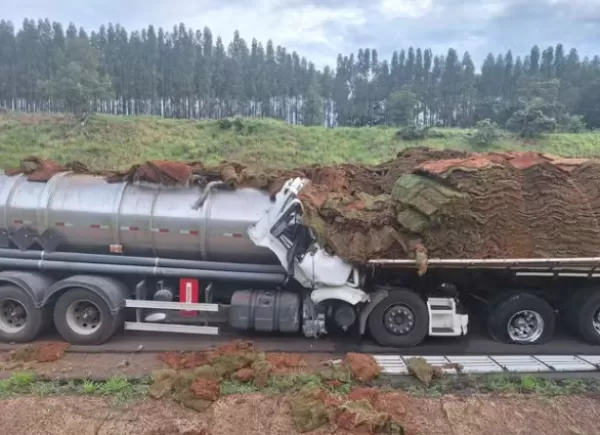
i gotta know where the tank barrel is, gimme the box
[0,173,278,264]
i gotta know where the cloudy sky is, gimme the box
[4,0,600,68]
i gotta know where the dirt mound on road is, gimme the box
[7,148,600,264]
[2,342,70,368]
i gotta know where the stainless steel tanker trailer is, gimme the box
[0,170,600,348]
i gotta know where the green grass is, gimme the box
[0,372,148,405]
[0,369,596,406]
[2,112,600,170]
[379,373,598,398]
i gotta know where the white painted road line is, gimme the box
[373,354,600,375]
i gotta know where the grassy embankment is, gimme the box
[0,369,598,403]
[1,112,600,170]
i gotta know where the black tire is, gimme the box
[367,289,429,347]
[573,290,600,345]
[487,293,555,345]
[53,288,121,345]
[0,285,49,343]
[481,291,521,328]
[561,288,592,335]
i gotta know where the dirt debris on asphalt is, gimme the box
[155,340,324,377]
[0,346,161,380]
[0,342,71,370]
[0,341,337,381]
[8,147,600,266]
[342,352,382,383]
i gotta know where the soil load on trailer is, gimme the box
[6,148,600,264]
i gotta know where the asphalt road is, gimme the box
[3,324,600,356]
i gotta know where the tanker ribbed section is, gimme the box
[0,172,277,264]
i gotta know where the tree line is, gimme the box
[1,18,600,131]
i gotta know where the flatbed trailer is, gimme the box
[366,257,600,346]
[0,172,599,348]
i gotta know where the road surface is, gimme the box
[2,323,599,356]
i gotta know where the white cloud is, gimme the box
[185,0,365,53]
[3,0,600,69]
[463,2,507,19]
[378,0,434,19]
[548,0,600,4]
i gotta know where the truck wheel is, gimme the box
[487,293,555,345]
[573,290,600,345]
[53,288,121,345]
[367,289,429,347]
[0,285,49,343]
[561,288,592,335]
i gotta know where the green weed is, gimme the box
[0,373,147,405]
[220,379,259,395]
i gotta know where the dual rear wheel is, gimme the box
[562,288,600,345]
[486,293,555,345]
[0,285,123,345]
[487,290,600,346]
[0,285,51,343]
[52,288,124,345]
[366,287,600,347]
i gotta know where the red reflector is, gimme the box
[233,233,243,238]
[129,226,139,231]
[159,228,169,233]
[90,224,101,229]
[190,230,199,236]
[179,278,199,317]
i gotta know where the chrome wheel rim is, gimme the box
[507,310,544,343]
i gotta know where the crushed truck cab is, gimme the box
[248,177,468,344]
